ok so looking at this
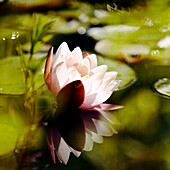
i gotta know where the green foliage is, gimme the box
[31,13,55,55]
[0,56,45,95]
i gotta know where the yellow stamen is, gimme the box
[85,75,89,78]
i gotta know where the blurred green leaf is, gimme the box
[0,124,18,155]
[33,41,43,54]
[0,56,45,95]
[117,89,160,136]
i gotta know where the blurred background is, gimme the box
[0,0,170,169]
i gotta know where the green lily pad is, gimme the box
[87,25,139,40]
[154,78,170,98]
[0,56,45,95]
[97,56,136,89]
[95,40,150,58]
[0,124,18,155]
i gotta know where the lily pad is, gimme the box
[0,124,18,155]
[87,25,139,40]
[154,78,170,98]
[95,40,150,58]
[0,56,45,95]
[97,56,136,90]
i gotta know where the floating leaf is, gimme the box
[0,56,45,95]
[0,124,18,155]
[97,56,136,89]
[154,78,170,98]
[87,25,139,40]
[95,40,150,58]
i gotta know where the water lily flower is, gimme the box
[44,42,121,109]
[44,42,123,164]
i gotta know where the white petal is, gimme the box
[103,71,118,81]
[81,93,97,109]
[67,67,81,83]
[90,65,107,78]
[92,118,115,136]
[92,132,103,143]
[53,42,70,68]
[72,47,83,64]
[76,57,90,76]
[69,147,81,157]
[53,129,71,165]
[50,61,69,97]
[84,131,93,151]
[95,108,115,124]
[81,76,92,95]
[86,54,97,69]
[89,73,103,93]
[91,80,121,107]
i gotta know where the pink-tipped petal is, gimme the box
[97,103,124,111]
[46,132,56,164]
[44,47,53,82]
[82,52,89,58]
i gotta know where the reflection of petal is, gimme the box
[91,132,103,144]
[92,118,115,136]
[84,131,93,151]
[57,108,86,151]
[79,110,99,134]
[69,147,81,157]
[97,103,124,111]
[52,127,71,165]
[46,132,56,164]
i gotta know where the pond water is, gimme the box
[0,0,170,170]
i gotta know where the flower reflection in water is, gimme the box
[44,42,123,164]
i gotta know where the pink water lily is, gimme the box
[44,42,123,164]
[45,42,121,109]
